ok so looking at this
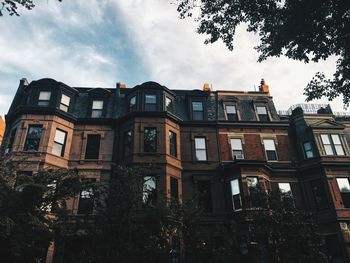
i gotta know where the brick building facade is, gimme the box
[3,78,350,262]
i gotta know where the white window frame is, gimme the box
[230,179,242,211]
[230,138,244,159]
[194,137,207,161]
[60,94,71,112]
[91,100,103,118]
[320,134,345,156]
[263,138,278,161]
[38,91,51,106]
[52,129,67,157]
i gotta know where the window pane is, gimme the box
[144,128,157,152]
[195,138,206,149]
[192,111,204,120]
[226,105,236,114]
[166,97,173,112]
[61,94,70,106]
[257,106,267,114]
[337,178,350,193]
[331,134,341,144]
[145,94,156,104]
[247,177,258,188]
[264,139,276,150]
[91,110,103,118]
[24,126,42,151]
[192,102,203,111]
[143,176,157,207]
[278,183,292,193]
[92,100,103,110]
[130,96,136,105]
[39,91,51,100]
[335,145,345,155]
[324,145,334,155]
[171,177,179,202]
[195,149,207,161]
[59,104,68,112]
[266,150,277,160]
[321,134,330,144]
[230,179,240,195]
[169,131,177,157]
[304,142,312,151]
[52,143,63,157]
[230,138,242,150]
[54,129,66,144]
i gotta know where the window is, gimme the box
[145,94,157,111]
[60,94,71,112]
[144,128,157,153]
[225,105,238,121]
[85,134,101,159]
[169,131,177,157]
[247,177,259,207]
[129,96,136,112]
[278,183,292,195]
[123,130,132,157]
[77,179,95,214]
[197,180,212,213]
[321,134,345,156]
[192,101,204,120]
[303,142,314,159]
[24,125,42,151]
[38,91,51,106]
[166,96,174,112]
[256,106,269,121]
[230,179,242,211]
[195,137,207,161]
[170,177,179,203]
[263,139,277,160]
[230,138,244,159]
[6,128,17,153]
[91,100,103,118]
[143,176,157,207]
[278,182,294,206]
[336,178,350,208]
[52,129,67,157]
[311,179,329,210]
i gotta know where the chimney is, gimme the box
[203,83,210,92]
[259,78,270,96]
[116,82,126,97]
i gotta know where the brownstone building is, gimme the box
[2,78,350,262]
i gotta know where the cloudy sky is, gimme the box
[0,0,345,116]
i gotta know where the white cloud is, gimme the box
[114,0,344,111]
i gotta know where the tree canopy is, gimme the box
[176,0,350,107]
[0,0,61,16]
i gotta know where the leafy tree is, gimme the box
[176,0,350,106]
[246,189,327,263]
[0,157,83,263]
[0,0,61,16]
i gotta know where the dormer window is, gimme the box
[321,134,345,156]
[145,94,157,111]
[303,142,314,159]
[60,94,71,112]
[129,96,137,112]
[225,104,238,121]
[38,91,51,106]
[256,106,269,121]
[91,100,103,118]
[192,101,204,120]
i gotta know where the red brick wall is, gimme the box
[244,134,265,160]
[219,134,231,161]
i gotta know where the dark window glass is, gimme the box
[170,177,179,202]
[192,101,204,120]
[311,179,329,210]
[24,125,42,151]
[166,96,174,112]
[257,106,269,121]
[336,178,350,208]
[303,142,314,158]
[169,131,177,157]
[197,180,212,213]
[144,128,157,153]
[52,129,67,157]
[145,94,157,111]
[77,179,95,214]
[38,91,51,106]
[6,128,17,153]
[263,139,277,160]
[143,176,157,207]
[91,100,103,118]
[85,134,101,159]
[129,96,136,112]
[225,105,238,121]
[60,94,71,112]
[195,137,207,161]
[123,130,132,157]
[230,179,242,211]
